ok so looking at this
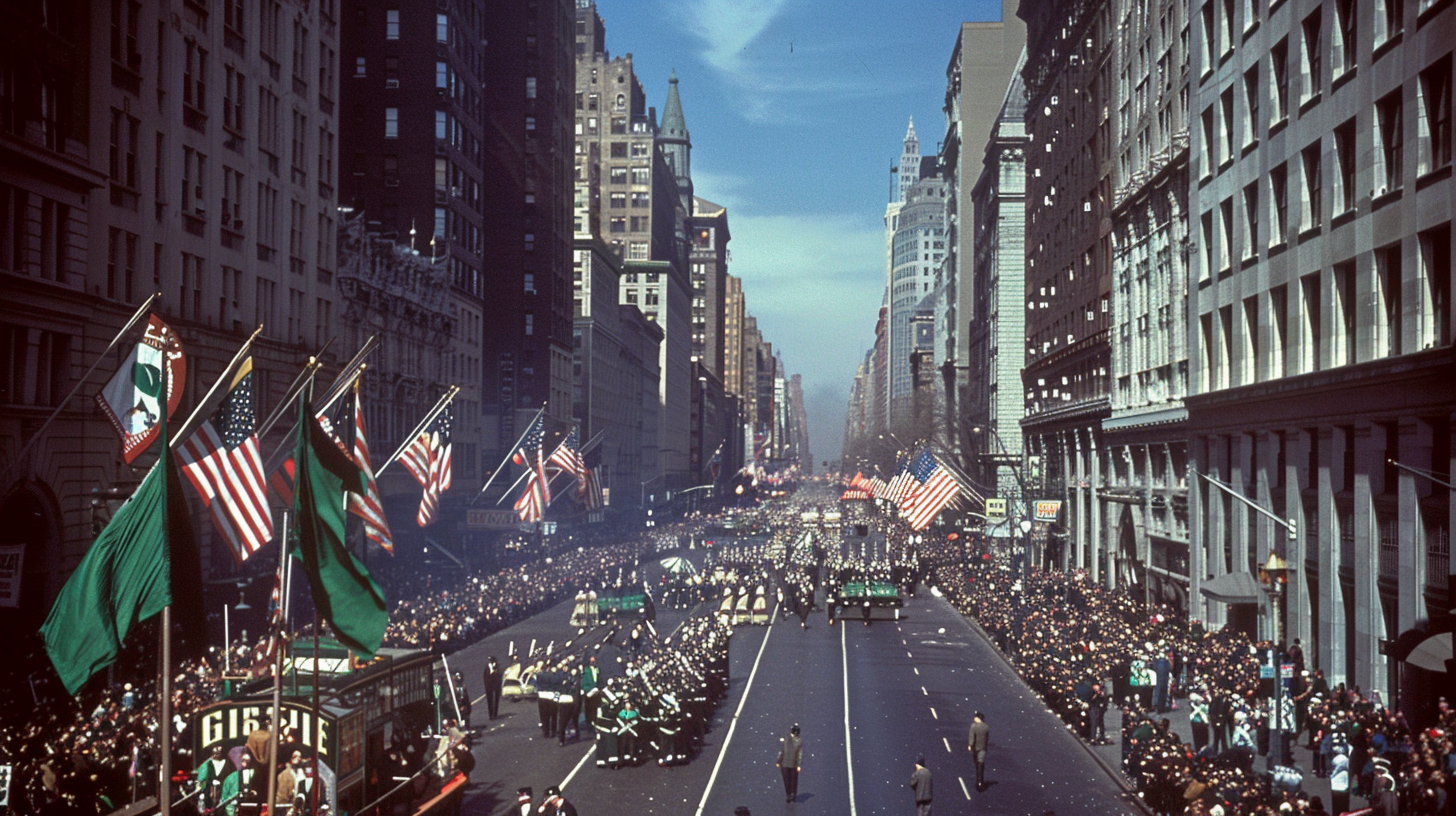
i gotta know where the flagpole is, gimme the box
[266,509,289,816]
[493,467,532,506]
[159,604,173,815]
[262,356,372,476]
[256,355,325,441]
[172,325,265,449]
[470,403,547,505]
[0,292,161,481]
[376,385,459,477]
[316,334,379,410]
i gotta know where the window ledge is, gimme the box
[1243,20,1261,41]
[1331,67,1357,94]
[1372,188,1403,210]
[1242,139,1260,157]
[1372,31,1403,63]
[1269,117,1289,138]
[1419,0,1455,29]
[1241,254,1260,270]
[1297,225,1322,244]
[1417,165,1453,190]
[1268,241,1289,258]
[1298,93,1322,117]
[1331,209,1357,230]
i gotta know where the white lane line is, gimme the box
[942,736,952,753]
[929,707,937,720]
[558,745,596,792]
[913,667,920,676]
[921,686,928,696]
[842,611,858,816]
[960,776,971,799]
[693,604,779,816]
[906,651,913,659]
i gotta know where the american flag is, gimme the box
[901,451,961,531]
[178,358,274,563]
[512,414,550,505]
[400,405,453,526]
[340,385,394,553]
[250,555,288,679]
[547,426,584,477]
[514,467,546,521]
[577,466,604,510]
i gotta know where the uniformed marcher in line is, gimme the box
[535,784,578,816]
[776,724,803,803]
[483,656,503,720]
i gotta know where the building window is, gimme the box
[526,77,537,99]
[355,57,366,77]
[609,192,626,208]
[1243,296,1259,384]
[109,109,140,189]
[1242,182,1259,257]
[436,110,447,139]
[1243,66,1259,146]
[183,40,208,110]
[1300,9,1321,104]
[1219,198,1234,271]
[385,107,398,138]
[1418,225,1451,348]
[1375,92,1403,194]
[608,217,626,234]
[385,9,400,40]
[182,146,206,216]
[1217,305,1234,389]
[1300,143,1321,231]
[436,13,448,43]
[1270,284,1287,378]
[1376,244,1403,357]
[1201,2,1216,72]
[1334,119,1356,214]
[107,228,138,302]
[628,241,648,260]
[1270,162,1288,246]
[1333,262,1356,366]
[1375,0,1404,46]
[1220,88,1235,163]
[1270,37,1289,124]
[436,61,448,90]
[1300,272,1321,373]
[224,66,246,132]
[609,167,627,185]
[1201,105,1216,175]
[1333,0,1356,78]
[1199,313,1214,392]
[524,313,533,335]
[1419,58,1452,175]
[1201,211,1215,279]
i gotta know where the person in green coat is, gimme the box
[195,745,232,811]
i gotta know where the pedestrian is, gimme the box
[483,656,503,720]
[1089,682,1109,744]
[535,784,577,816]
[909,755,933,816]
[777,723,803,803]
[514,786,534,816]
[1188,690,1209,754]
[1330,749,1350,816]
[967,711,990,791]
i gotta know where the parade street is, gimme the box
[446,532,1142,816]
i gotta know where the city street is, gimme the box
[449,528,1141,816]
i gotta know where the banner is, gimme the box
[466,508,520,530]
[96,315,186,463]
[0,545,22,608]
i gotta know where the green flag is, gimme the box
[294,391,388,655]
[41,417,202,695]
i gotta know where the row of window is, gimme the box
[1197,225,1451,393]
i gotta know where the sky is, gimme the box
[592,0,1008,468]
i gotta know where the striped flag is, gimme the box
[178,357,273,563]
[400,406,452,526]
[578,467,604,510]
[547,426,584,477]
[339,384,394,553]
[511,414,550,505]
[901,451,961,531]
[514,467,547,521]
[250,557,287,679]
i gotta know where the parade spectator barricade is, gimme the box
[192,644,438,815]
[832,580,904,621]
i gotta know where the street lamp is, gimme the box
[1258,551,1292,768]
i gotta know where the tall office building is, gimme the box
[887,148,946,429]
[1101,0,1193,604]
[1019,0,1116,574]
[966,54,1029,508]
[340,0,487,488]
[1187,0,1454,697]
[941,3,1027,466]
[1,0,343,613]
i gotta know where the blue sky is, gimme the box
[593,0,1007,466]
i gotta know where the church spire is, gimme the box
[659,70,693,214]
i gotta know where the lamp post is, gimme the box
[1258,551,1291,769]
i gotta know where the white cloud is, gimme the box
[674,0,790,75]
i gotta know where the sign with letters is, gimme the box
[0,545,23,607]
[985,498,1007,522]
[466,509,520,530]
[1034,500,1063,522]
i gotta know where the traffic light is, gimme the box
[1287,517,1298,541]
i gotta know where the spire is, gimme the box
[662,69,688,140]
[904,116,918,154]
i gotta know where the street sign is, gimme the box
[1034,500,1062,522]
[985,497,1008,522]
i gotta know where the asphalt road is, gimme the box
[445,524,1140,816]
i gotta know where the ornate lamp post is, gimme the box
[1258,551,1291,769]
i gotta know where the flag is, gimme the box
[578,467,604,510]
[511,414,549,505]
[293,391,388,656]
[41,410,203,694]
[338,384,394,553]
[178,357,273,564]
[400,405,453,526]
[513,468,546,522]
[901,451,961,531]
[547,426,583,478]
[96,315,187,464]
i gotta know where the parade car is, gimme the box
[831,580,904,621]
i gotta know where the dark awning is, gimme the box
[1391,624,1452,674]
[1199,571,1260,604]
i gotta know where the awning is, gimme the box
[1391,625,1452,674]
[1198,571,1261,604]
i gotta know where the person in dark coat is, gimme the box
[536,785,577,816]
[909,755,933,816]
[483,657,503,720]
[967,712,990,791]
[1089,682,1109,744]
[777,724,803,803]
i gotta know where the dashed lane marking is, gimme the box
[943,736,952,753]
[960,777,971,799]
[929,707,937,720]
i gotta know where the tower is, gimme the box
[660,71,694,215]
